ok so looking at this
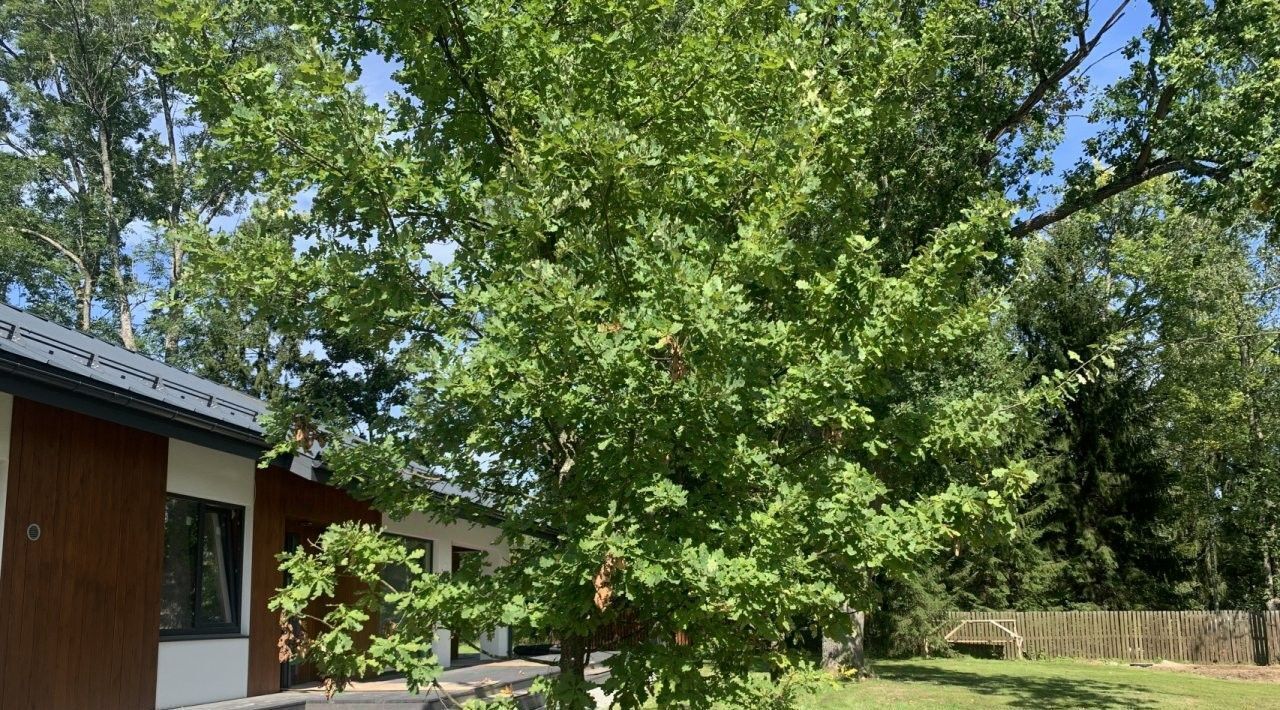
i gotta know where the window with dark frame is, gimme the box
[160,494,244,636]
[380,534,434,632]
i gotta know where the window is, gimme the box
[160,495,244,636]
[380,535,433,631]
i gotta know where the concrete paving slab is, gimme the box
[173,654,612,710]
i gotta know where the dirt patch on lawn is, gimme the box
[1148,660,1280,682]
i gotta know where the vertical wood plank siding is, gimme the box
[0,397,168,710]
[944,610,1280,665]
[246,466,381,696]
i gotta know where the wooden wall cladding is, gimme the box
[246,466,380,696]
[0,397,168,710]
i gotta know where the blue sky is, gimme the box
[1044,2,1153,187]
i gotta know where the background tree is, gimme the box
[1002,184,1280,612]
[0,0,160,344]
[1154,214,1279,609]
[159,206,319,399]
[878,181,1279,647]
[0,0,307,401]
[1011,181,1191,610]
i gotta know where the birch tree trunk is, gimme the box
[97,121,137,350]
[159,74,185,357]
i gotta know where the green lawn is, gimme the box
[802,657,1280,709]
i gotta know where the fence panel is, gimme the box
[943,610,1278,665]
[1269,611,1280,665]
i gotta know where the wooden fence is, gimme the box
[944,610,1280,665]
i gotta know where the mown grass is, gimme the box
[800,657,1280,709]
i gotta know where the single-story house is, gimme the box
[0,303,510,709]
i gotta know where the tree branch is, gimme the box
[432,2,510,153]
[16,225,88,274]
[1009,158,1234,237]
[1134,83,1177,173]
[980,0,1131,167]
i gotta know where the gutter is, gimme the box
[0,351,265,459]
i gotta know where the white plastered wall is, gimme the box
[155,439,257,709]
[381,512,511,667]
[0,393,12,580]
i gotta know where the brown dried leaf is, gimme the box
[277,611,306,663]
[593,552,626,611]
[656,334,689,381]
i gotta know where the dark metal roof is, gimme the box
[0,303,516,527]
[0,302,266,437]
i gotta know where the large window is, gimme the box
[160,495,244,636]
[380,534,434,631]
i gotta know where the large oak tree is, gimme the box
[160,0,1279,706]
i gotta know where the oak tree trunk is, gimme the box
[821,608,866,676]
[554,633,593,709]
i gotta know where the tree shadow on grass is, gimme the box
[874,663,1159,709]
